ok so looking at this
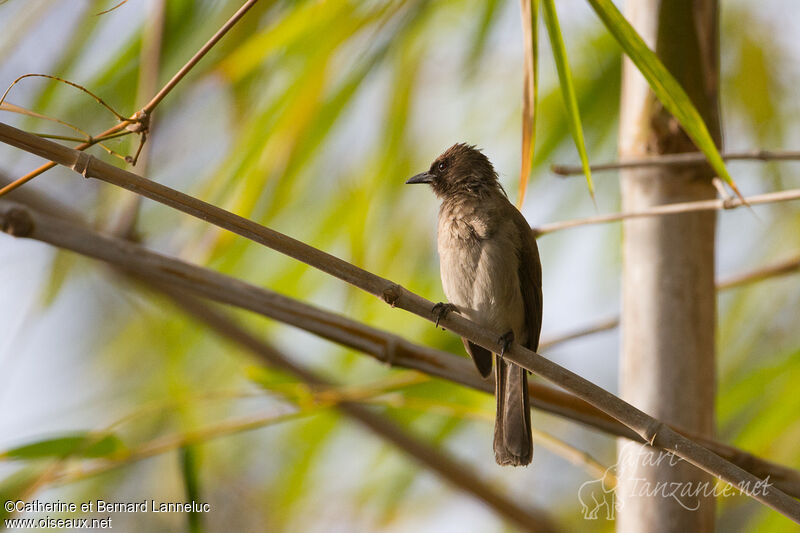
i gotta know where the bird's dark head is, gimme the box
[406,143,504,199]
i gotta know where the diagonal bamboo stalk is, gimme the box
[1,193,799,519]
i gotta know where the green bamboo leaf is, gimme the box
[1,433,125,460]
[517,0,539,207]
[541,0,594,199]
[586,0,741,198]
[39,249,76,307]
[180,446,203,533]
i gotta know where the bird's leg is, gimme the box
[498,330,515,357]
[432,302,459,328]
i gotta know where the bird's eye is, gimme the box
[437,161,447,171]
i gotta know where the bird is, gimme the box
[406,143,542,466]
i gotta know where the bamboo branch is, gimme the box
[1,101,93,140]
[1,193,799,519]
[142,0,259,114]
[718,255,800,290]
[552,149,800,176]
[539,316,619,350]
[534,187,800,236]
[0,0,260,198]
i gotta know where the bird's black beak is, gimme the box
[405,172,434,185]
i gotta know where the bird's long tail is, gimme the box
[493,355,533,466]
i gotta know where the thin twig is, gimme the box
[31,132,93,143]
[1,105,131,161]
[539,316,620,350]
[95,0,130,16]
[718,255,800,290]
[0,0,260,198]
[1,101,92,140]
[143,0,260,114]
[1,192,799,519]
[533,187,800,236]
[0,74,127,121]
[552,149,800,176]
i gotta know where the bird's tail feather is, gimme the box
[493,355,533,466]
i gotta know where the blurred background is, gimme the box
[0,0,799,531]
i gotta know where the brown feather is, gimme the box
[462,338,493,378]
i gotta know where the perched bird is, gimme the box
[406,143,542,466]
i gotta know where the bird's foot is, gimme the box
[432,302,458,328]
[498,330,515,357]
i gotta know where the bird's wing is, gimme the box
[513,211,543,351]
[462,338,493,378]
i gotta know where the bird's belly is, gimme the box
[438,234,478,311]
[438,230,527,343]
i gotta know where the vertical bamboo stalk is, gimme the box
[617,1,719,531]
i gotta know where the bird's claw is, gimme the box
[498,330,515,357]
[432,302,458,328]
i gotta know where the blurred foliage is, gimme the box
[0,0,798,532]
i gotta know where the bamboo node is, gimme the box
[1,207,34,237]
[126,110,150,133]
[382,284,402,307]
[71,151,93,178]
[382,338,398,367]
[643,420,665,446]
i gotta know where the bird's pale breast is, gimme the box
[437,198,527,344]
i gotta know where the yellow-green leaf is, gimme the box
[542,0,594,199]
[1,433,125,460]
[518,0,539,208]
[180,446,203,533]
[586,0,741,197]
